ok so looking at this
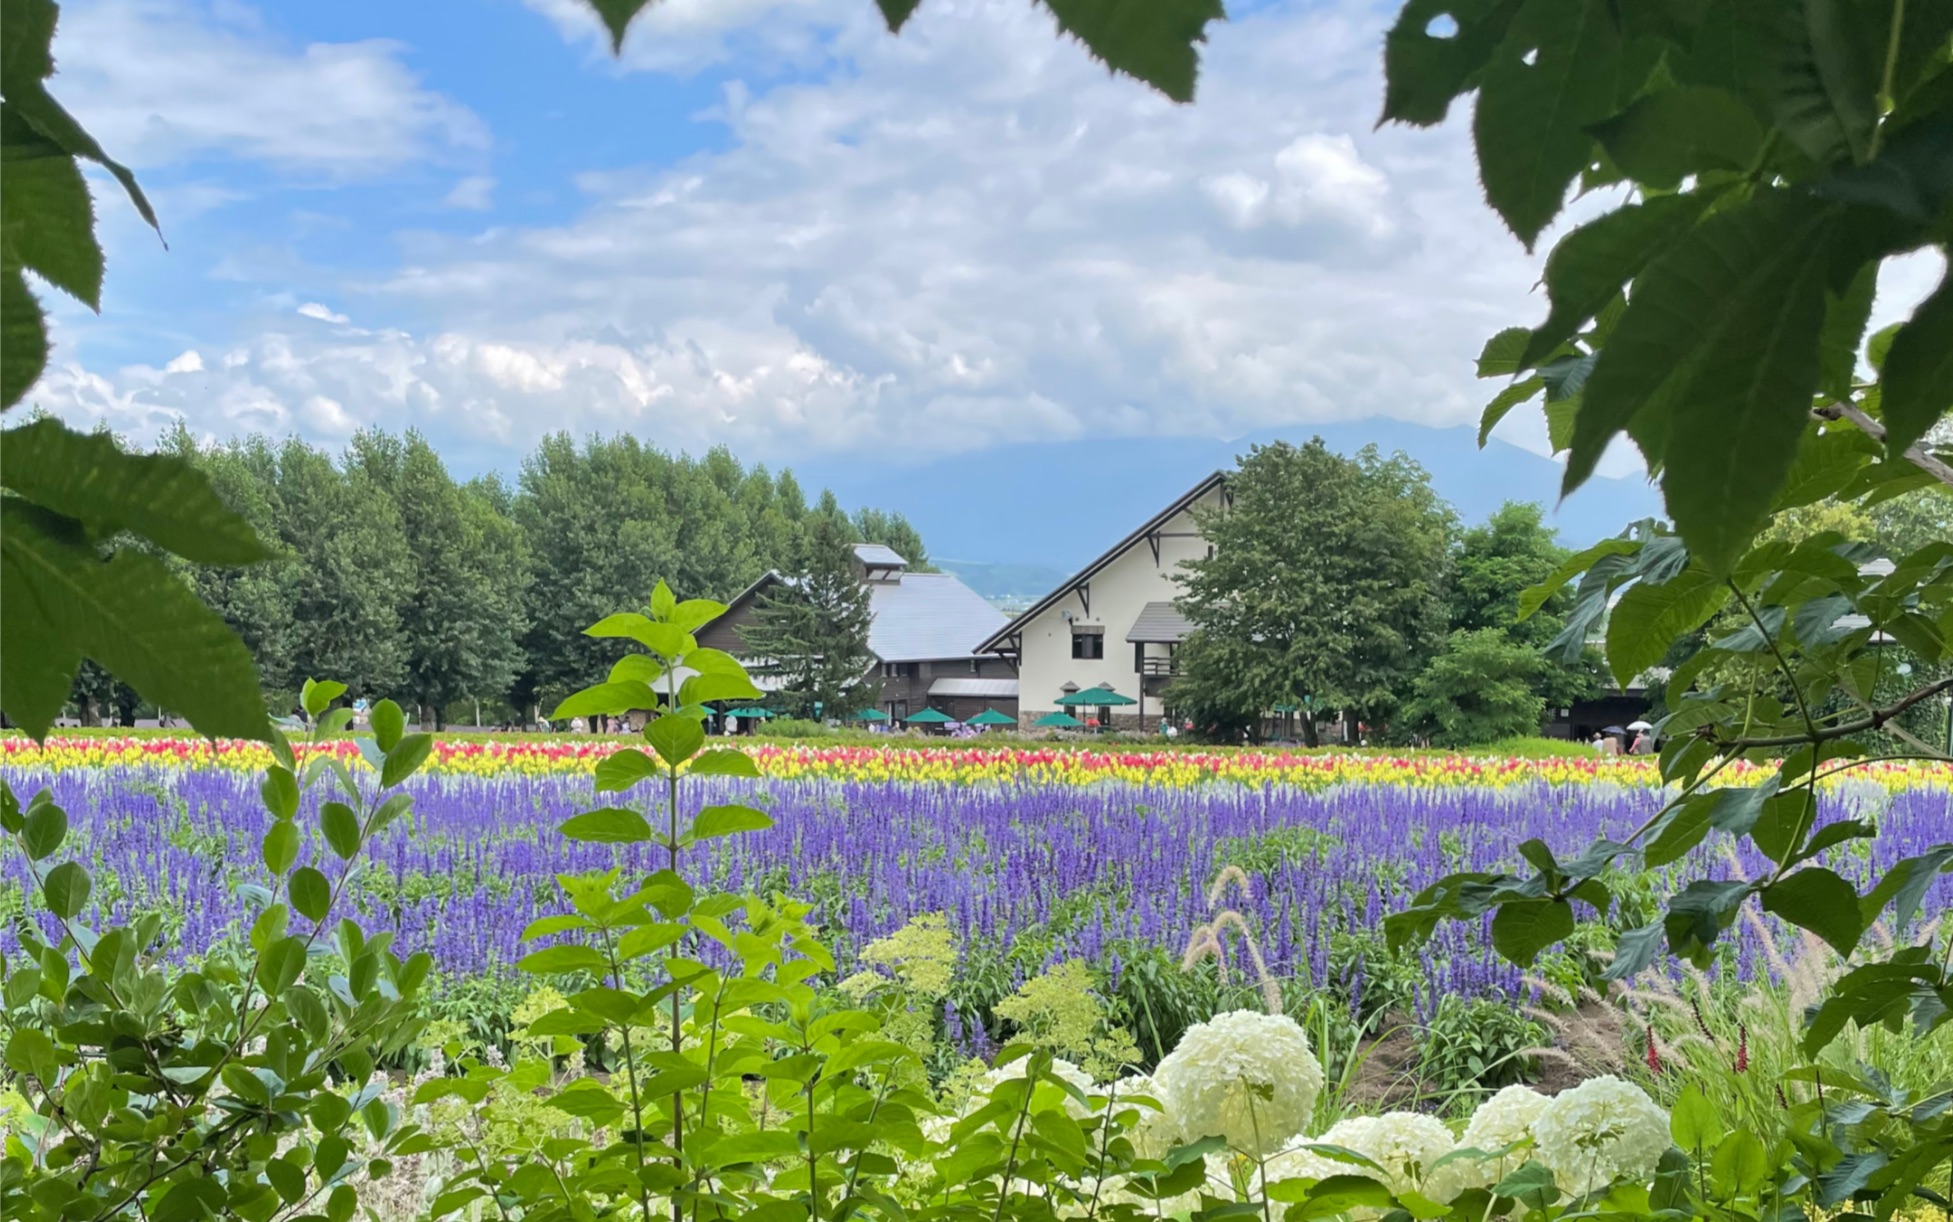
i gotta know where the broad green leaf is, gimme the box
[1670,1084,1722,1151]
[370,699,404,752]
[670,598,729,632]
[1773,0,1880,167]
[1816,259,1877,401]
[560,806,652,843]
[1475,326,1530,376]
[0,504,269,740]
[1880,271,1953,457]
[1603,921,1667,980]
[1759,866,1863,956]
[647,713,705,766]
[290,866,332,922]
[680,670,763,705]
[1774,424,1879,510]
[1712,1131,1770,1201]
[301,677,346,718]
[0,150,101,308]
[691,803,774,841]
[321,801,361,859]
[516,944,609,976]
[20,798,64,859]
[1520,194,1713,368]
[262,819,299,875]
[1589,86,1764,190]
[1803,961,1938,1054]
[1544,395,1578,452]
[1567,191,1838,497]
[593,747,661,792]
[41,859,87,918]
[260,766,299,821]
[585,612,689,657]
[1861,847,1953,931]
[1644,794,1716,867]
[1477,376,1542,446]
[1,262,49,410]
[1517,536,1639,619]
[689,747,760,778]
[1471,0,1626,248]
[1663,879,1756,962]
[0,419,269,564]
[608,653,664,687]
[1040,0,1224,106]
[1489,898,1573,965]
[648,578,677,619]
[1604,566,1728,687]
[381,733,433,788]
[550,680,658,720]
[1380,0,1524,126]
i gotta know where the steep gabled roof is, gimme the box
[868,573,1009,661]
[976,471,1227,654]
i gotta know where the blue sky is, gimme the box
[37,0,1944,560]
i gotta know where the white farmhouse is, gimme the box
[977,472,1228,728]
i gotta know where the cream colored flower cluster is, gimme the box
[1152,1010,1325,1156]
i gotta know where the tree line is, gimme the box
[65,425,930,727]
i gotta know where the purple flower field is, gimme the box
[4,766,1949,1014]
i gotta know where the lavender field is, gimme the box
[6,765,1949,1035]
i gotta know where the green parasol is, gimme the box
[1032,711,1085,729]
[904,708,953,724]
[966,708,1016,726]
[852,709,891,722]
[728,707,774,719]
[1057,685,1137,707]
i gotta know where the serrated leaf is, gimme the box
[1568,191,1838,496]
[646,713,705,766]
[1774,424,1879,510]
[1880,271,1953,457]
[560,806,652,843]
[594,747,661,792]
[1816,259,1877,401]
[1774,0,1880,167]
[1381,0,1524,126]
[290,866,331,922]
[1589,86,1764,190]
[0,150,101,308]
[1521,194,1714,369]
[1475,326,1531,376]
[1039,0,1224,106]
[1472,0,1626,248]
[1,262,49,410]
[1477,376,1543,446]
[1604,566,1728,687]
[0,502,269,740]
[1489,898,1574,965]
[1759,867,1863,956]
[691,803,774,841]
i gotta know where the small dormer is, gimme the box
[852,542,908,583]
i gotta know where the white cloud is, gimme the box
[443,175,497,210]
[163,349,204,373]
[296,302,350,324]
[46,0,1642,473]
[524,0,843,74]
[55,0,487,175]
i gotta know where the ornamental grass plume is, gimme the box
[1183,867,1285,1016]
[1529,1075,1669,1197]
[1153,1009,1324,1156]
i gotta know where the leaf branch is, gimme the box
[1705,675,1953,749]
[1814,401,1953,489]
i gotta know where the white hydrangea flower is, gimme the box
[1102,1074,1182,1160]
[975,1055,1098,1120]
[1318,1113,1461,1201]
[1154,1010,1324,1156]
[1450,1085,1551,1188]
[1531,1076,1670,1196]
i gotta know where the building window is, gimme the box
[1071,631,1104,660]
[882,662,917,679]
[969,658,981,674]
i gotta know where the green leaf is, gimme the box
[0,417,275,566]
[260,766,299,821]
[1880,270,1953,457]
[689,747,760,778]
[1381,0,1524,126]
[691,803,774,841]
[680,670,763,705]
[646,713,705,766]
[1861,847,1953,931]
[1520,194,1714,368]
[670,598,729,632]
[560,806,652,844]
[4,1028,57,1080]
[1475,326,1532,377]
[262,819,299,876]
[0,503,270,740]
[0,150,101,308]
[593,747,661,792]
[608,653,665,687]
[300,678,345,719]
[1670,1084,1722,1151]
[1759,866,1864,956]
[550,680,658,720]
[1,262,49,411]
[575,0,651,52]
[1816,259,1877,401]
[1604,566,1728,687]
[1589,86,1764,190]
[1774,423,1879,509]
[1774,0,1880,167]
[585,612,690,657]
[1039,0,1224,106]
[370,699,404,752]
[1517,536,1639,619]
[1477,377,1543,446]
[1471,0,1626,248]
[1710,1129,1769,1196]
[381,734,432,788]
[290,866,332,922]
[1603,920,1667,980]
[258,935,307,994]
[321,801,362,859]
[1567,191,1838,498]
[516,945,609,976]
[41,858,88,918]
[20,797,64,859]
[1489,898,1574,965]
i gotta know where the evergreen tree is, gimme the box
[853,507,932,570]
[740,512,878,720]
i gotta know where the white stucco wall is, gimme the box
[1013,487,1224,722]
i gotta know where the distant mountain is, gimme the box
[803,420,1663,574]
[932,558,1072,608]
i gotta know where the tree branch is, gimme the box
[1815,401,1953,490]
[1705,675,1953,750]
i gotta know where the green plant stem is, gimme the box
[1729,582,1820,741]
[1712,676,1953,749]
[602,923,656,1222]
[1871,0,1906,158]
[990,1065,1040,1222]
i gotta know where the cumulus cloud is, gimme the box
[41,0,1741,475]
[55,0,487,175]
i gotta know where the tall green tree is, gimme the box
[739,511,878,720]
[1445,501,1602,712]
[1400,628,1551,747]
[853,506,932,570]
[1169,439,1453,745]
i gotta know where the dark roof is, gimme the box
[1126,601,1194,643]
[977,470,1227,653]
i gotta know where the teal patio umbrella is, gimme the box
[966,708,1016,727]
[1032,711,1085,729]
[852,709,891,722]
[904,708,953,724]
[1056,685,1137,708]
[728,706,774,720]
